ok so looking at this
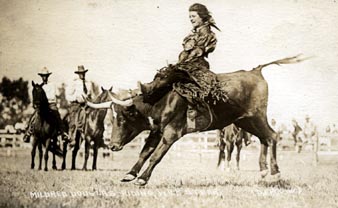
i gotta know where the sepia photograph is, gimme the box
[0,0,338,207]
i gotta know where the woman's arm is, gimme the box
[181,29,217,62]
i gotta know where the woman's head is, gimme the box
[189,3,220,31]
[189,3,211,23]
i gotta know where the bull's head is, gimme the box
[86,95,150,151]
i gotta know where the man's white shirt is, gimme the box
[42,82,57,104]
[66,78,93,103]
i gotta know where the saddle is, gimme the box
[152,64,229,131]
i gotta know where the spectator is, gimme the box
[292,119,303,153]
[302,115,317,144]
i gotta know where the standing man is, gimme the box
[292,119,303,153]
[23,67,68,142]
[302,115,317,145]
[66,65,94,147]
[302,115,319,164]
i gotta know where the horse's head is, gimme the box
[32,81,48,109]
[93,86,116,103]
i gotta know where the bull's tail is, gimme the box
[253,54,311,72]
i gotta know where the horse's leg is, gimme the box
[61,141,68,170]
[235,137,243,170]
[217,136,226,171]
[31,137,37,169]
[52,137,57,170]
[44,139,51,171]
[121,130,161,182]
[71,131,80,170]
[135,123,182,186]
[92,144,98,170]
[226,139,234,172]
[235,116,280,177]
[82,138,90,171]
[38,142,43,170]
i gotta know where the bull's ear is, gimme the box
[109,86,113,92]
[101,86,105,92]
[32,81,35,87]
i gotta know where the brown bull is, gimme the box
[87,55,305,186]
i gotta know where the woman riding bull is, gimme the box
[139,3,222,103]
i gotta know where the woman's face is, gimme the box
[189,11,203,29]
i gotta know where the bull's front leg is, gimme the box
[135,125,181,186]
[159,91,186,131]
[121,130,162,182]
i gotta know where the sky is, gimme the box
[0,0,338,130]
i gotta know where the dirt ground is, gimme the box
[1,147,338,208]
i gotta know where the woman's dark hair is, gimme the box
[189,3,220,31]
[189,3,211,22]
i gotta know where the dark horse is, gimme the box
[62,87,114,170]
[31,81,63,171]
[217,124,250,171]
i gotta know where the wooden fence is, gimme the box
[1,130,338,158]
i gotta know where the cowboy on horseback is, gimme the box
[66,65,94,147]
[23,67,68,142]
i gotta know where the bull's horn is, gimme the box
[109,94,133,106]
[87,101,113,109]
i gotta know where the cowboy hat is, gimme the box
[75,65,88,74]
[38,67,52,76]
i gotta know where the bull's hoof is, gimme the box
[134,178,147,186]
[44,167,48,171]
[82,167,88,171]
[121,174,137,182]
[52,166,57,170]
[38,167,42,171]
[31,165,34,170]
[260,169,269,178]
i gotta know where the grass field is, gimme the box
[1,147,338,208]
